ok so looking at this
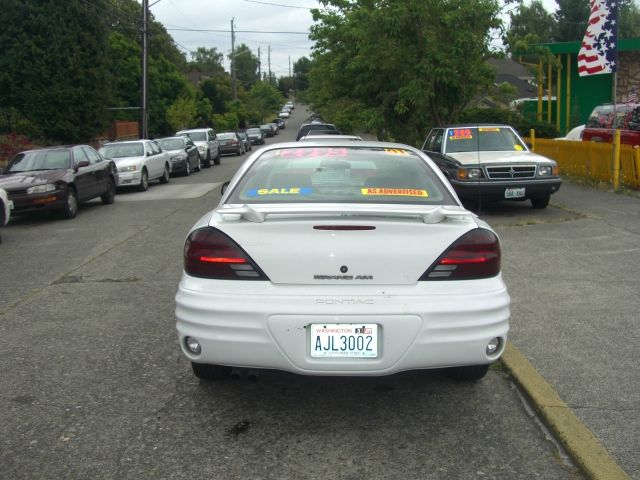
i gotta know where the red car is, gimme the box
[581,103,640,146]
[0,145,117,219]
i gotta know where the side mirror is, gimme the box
[75,160,90,171]
[221,181,230,195]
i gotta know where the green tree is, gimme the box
[231,44,260,90]
[246,82,284,123]
[189,47,224,73]
[0,0,112,142]
[166,96,198,131]
[309,0,502,144]
[293,56,312,92]
[503,1,556,55]
[554,0,591,41]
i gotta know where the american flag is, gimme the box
[577,0,618,77]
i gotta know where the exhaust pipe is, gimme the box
[247,369,260,382]
[230,368,243,380]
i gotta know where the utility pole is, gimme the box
[258,47,261,79]
[289,56,291,78]
[268,45,271,84]
[141,0,149,139]
[231,18,237,100]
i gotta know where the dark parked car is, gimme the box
[296,122,340,141]
[260,124,276,138]
[237,131,252,153]
[156,136,200,176]
[217,132,246,156]
[421,124,561,208]
[246,128,265,145]
[272,118,286,129]
[0,145,117,219]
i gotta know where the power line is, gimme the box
[166,27,309,35]
[241,0,313,9]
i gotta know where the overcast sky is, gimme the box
[149,0,561,77]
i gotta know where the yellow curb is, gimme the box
[501,341,631,480]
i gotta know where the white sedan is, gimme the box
[0,187,12,244]
[99,140,170,191]
[175,141,510,381]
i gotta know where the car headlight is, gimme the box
[457,168,483,180]
[197,145,206,153]
[27,184,56,194]
[537,165,552,176]
[172,154,187,162]
[119,165,138,173]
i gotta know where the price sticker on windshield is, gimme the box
[449,128,473,140]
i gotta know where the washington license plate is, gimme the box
[505,187,525,199]
[310,323,378,358]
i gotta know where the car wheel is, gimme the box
[531,194,550,209]
[138,169,149,191]
[61,187,78,219]
[203,150,211,168]
[159,164,170,184]
[445,364,489,381]
[185,162,191,176]
[214,149,221,166]
[101,178,116,205]
[191,362,232,381]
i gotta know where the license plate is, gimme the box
[505,187,525,199]
[310,323,378,358]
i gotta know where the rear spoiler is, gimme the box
[217,204,475,224]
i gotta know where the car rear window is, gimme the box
[444,127,526,153]
[218,133,236,140]
[227,146,456,205]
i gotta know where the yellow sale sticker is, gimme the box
[514,144,524,151]
[361,187,428,197]
[479,127,501,132]
[384,148,408,155]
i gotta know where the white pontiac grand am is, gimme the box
[175,142,510,381]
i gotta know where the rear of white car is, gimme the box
[175,142,510,380]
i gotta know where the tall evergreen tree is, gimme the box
[0,0,113,142]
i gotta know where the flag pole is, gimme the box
[611,2,621,189]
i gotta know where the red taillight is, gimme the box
[184,227,268,280]
[420,229,501,280]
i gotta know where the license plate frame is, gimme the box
[310,323,378,358]
[505,187,525,199]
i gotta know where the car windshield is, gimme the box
[183,132,206,141]
[444,127,526,153]
[218,133,236,140]
[156,138,184,150]
[7,150,72,172]
[227,146,456,205]
[260,125,271,129]
[247,129,261,135]
[99,143,144,158]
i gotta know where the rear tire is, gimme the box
[214,149,221,165]
[531,194,550,209]
[191,362,232,381]
[101,178,116,205]
[185,162,191,176]
[446,364,489,381]
[204,151,211,168]
[61,187,78,219]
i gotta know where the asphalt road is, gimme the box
[2,106,636,479]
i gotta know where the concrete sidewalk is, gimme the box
[485,182,640,479]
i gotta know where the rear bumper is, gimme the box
[175,275,510,376]
[450,178,562,201]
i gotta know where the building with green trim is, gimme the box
[535,38,640,135]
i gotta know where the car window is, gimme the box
[218,133,236,140]
[444,127,525,153]
[100,143,144,158]
[150,141,162,154]
[72,147,89,166]
[184,131,206,141]
[82,146,102,164]
[432,130,444,152]
[227,146,456,206]
[7,150,72,172]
